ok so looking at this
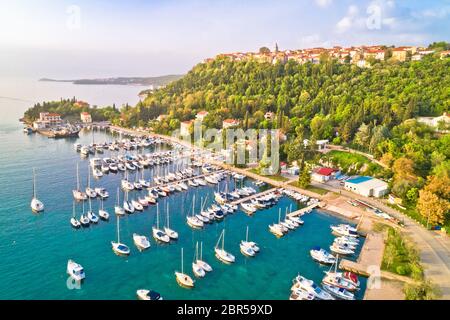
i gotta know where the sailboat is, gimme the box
[86,198,99,223]
[215,229,235,264]
[79,201,90,227]
[322,256,360,291]
[114,188,125,216]
[30,168,44,213]
[152,203,170,243]
[175,248,195,288]
[85,167,97,198]
[73,163,87,201]
[192,242,206,278]
[240,226,259,257]
[196,242,212,272]
[123,190,135,214]
[269,208,285,237]
[186,195,204,229]
[111,215,130,256]
[98,198,110,220]
[70,201,81,228]
[164,203,178,240]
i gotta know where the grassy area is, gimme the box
[288,182,329,195]
[381,226,423,280]
[327,150,385,177]
[248,169,289,182]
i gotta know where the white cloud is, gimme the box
[314,0,333,8]
[335,5,360,33]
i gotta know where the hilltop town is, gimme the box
[205,44,450,67]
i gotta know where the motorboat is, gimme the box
[94,187,109,199]
[322,285,355,300]
[92,168,103,178]
[330,243,355,255]
[67,260,85,281]
[294,275,334,300]
[310,247,336,265]
[289,286,315,300]
[121,179,134,191]
[133,233,151,251]
[30,168,44,213]
[331,224,359,238]
[241,202,257,215]
[136,289,162,301]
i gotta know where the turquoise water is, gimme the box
[0,80,366,300]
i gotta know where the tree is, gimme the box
[298,164,311,188]
[259,47,270,54]
[417,175,450,226]
[354,123,371,149]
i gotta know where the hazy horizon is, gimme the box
[1,0,449,79]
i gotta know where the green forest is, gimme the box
[24,49,450,227]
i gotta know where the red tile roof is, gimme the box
[316,167,336,176]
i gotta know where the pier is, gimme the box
[229,188,277,206]
[287,203,320,218]
[155,170,226,188]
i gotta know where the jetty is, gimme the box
[229,188,277,206]
[156,170,226,188]
[287,203,320,218]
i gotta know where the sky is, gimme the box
[0,0,449,78]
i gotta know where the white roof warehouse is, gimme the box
[344,176,389,198]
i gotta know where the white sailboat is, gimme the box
[86,198,99,223]
[123,190,135,214]
[111,215,130,256]
[175,248,195,288]
[30,168,44,213]
[85,168,97,198]
[152,203,170,243]
[79,200,90,227]
[114,188,125,216]
[98,198,110,220]
[73,163,87,201]
[196,242,212,272]
[70,201,81,228]
[215,229,235,264]
[186,195,204,229]
[269,209,285,237]
[192,242,206,278]
[164,203,178,240]
[240,226,259,257]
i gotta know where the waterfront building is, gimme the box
[80,112,92,123]
[311,167,339,183]
[344,176,389,198]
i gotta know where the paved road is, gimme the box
[309,181,450,299]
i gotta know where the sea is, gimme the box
[0,77,366,300]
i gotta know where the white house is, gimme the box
[311,167,339,183]
[344,176,389,198]
[80,112,92,123]
[196,111,209,121]
[180,120,193,136]
[417,112,450,128]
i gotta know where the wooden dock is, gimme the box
[229,188,277,206]
[287,203,320,217]
[155,170,226,188]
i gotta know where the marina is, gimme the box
[0,127,367,300]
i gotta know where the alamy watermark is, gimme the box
[171,120,280,175]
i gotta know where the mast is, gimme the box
[88,166,91,189]
[222,229,225,251]
[76,163,80,190]
[181,248,184,274]
[72,201,76,218]
[116,188,120,206]
[156,202,160,229]
[278,208,281,224]
[32,168,37,199]
[89,198,92,212]
[192,194,195,218]
[200,242,203,260]
[246,226,249,242]
[117,215,120,243]
[166,202,170,228]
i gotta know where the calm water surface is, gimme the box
[0,79,366,299]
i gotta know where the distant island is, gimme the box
[39,75,183,87]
